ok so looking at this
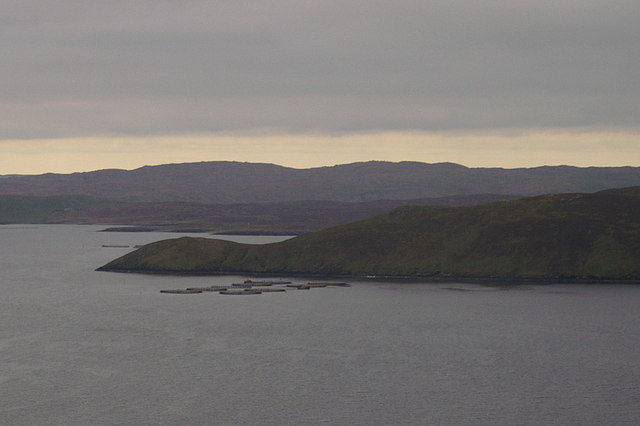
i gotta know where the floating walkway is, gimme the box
[220,290,262,295]
[160,289,202,294]
[243,280,291,285]
[160,281,350,295]
[308,281,350,287]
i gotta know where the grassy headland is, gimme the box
[98,187,640,281]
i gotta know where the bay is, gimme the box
[1,225,639,425]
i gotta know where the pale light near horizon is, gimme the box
[1,130,639,175]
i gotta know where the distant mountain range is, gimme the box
[3,161,640,203]
[98,186,640,281]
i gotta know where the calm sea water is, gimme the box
[1,225,639,425]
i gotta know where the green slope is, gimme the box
[98,187,640,280]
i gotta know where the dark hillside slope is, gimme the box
[0,193,517,232]
[99,186,640,280]
[0,195,121,223]
[3,161,640,203]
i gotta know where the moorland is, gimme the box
[3,160,640,233]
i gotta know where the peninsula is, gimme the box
[98,186,640,281]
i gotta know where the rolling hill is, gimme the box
[3,161,640,203]
[0,193,516,232]
[98,186,640,281]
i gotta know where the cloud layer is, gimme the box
[3,0,639,138]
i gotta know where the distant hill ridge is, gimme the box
[2,161,640,203]
[0,193,517,232]
[99,186,640,280]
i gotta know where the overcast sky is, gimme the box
[1,1,639,173]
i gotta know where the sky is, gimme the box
[1,0,639,174]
